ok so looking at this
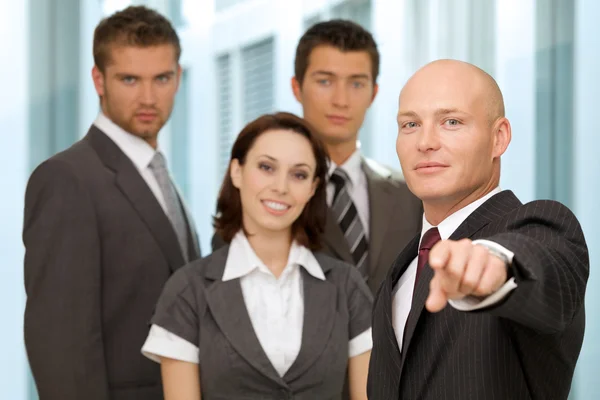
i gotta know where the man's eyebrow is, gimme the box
[310,71,370,80]
[311,70,336,77]
[434,108,466,117]
[115,73,140,79]
[348,73,370,80]
[397,111,419,120]
[114,70,175,79]
[155,71,176,77]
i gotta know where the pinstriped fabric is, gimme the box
[367,190,589,400]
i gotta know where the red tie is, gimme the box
[415,227,441,286]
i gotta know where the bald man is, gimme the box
[367,60,589,400]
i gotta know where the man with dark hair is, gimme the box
[291,19,422,294]
[23,6,200,399]
[211,21,421,294]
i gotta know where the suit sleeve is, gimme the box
[346,266,374,356]
[23,160,110,400]
[149,267,200,347]
[484,201,589,334]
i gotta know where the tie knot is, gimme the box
[330,168,350,187]
[149,151,167,171]
[419,227,441,251]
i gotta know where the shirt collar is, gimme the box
[222,231,326,281]
[420,187,502,242]
[327,149,363,187]
[93,112,158,171]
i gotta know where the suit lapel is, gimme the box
[376,235,420,374]
[86,126,185,271]
[322,208,354,263]
[284,258,336,382]
[184,209,201,260]
[204,277,286,386]
[362,160,402,276]
[399,190,522,370]
[175,188,201,260]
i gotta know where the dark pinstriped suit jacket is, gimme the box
[367,190,589,400]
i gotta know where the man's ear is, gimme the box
[291,77,303,103]
[92,65,105,97]
[370,82,379,105]
[492,117,512,159]
[175,64,183,91]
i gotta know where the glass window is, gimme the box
[241,37,275,124]
[216,53,234,181]
[170,68,191,198]
[168,0,187,28]
[215,0,246,13]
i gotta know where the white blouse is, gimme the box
[142,231,372,377]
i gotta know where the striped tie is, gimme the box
[330,168,369,277]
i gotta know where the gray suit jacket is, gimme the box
[212,157,422,294]
[150,247,373,400]
[23,126,200,400]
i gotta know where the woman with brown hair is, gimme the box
[141,112,372,399]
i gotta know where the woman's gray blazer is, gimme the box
[150,245,373,400]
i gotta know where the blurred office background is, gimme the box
[1,0,598,398]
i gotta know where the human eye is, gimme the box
[156,74,171,84]
[400,121,419,130]
[293,171,309,180]
[121,76,137,85]
[443,118,462,127]
[259,162,273,172]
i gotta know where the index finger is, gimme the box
[429,240,452,270]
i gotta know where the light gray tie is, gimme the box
[149,151,189,262]
[330,168,369,278]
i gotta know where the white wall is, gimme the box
[0,1,29,398]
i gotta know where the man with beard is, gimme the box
[23,6,200,400]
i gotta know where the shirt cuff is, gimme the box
[349,328,372,358]
[141,324,199,364]
[449,240,517,311]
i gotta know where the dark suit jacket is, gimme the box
[150,247,373,400]
[367,190,589,400]
[212,157,422,294]
[23,126,201,400]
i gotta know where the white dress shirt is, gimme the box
[392,187,518,350]
[327,150,370,238]
[142,231,373,377]
[93,113,168,214]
